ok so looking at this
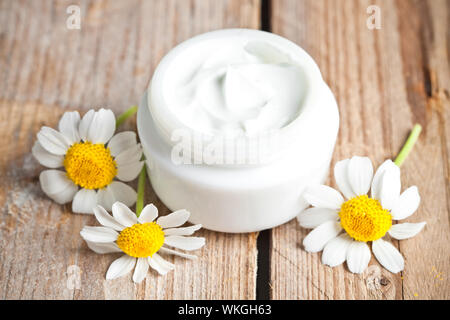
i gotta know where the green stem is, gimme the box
[135,164,146,217]
[115,105,138,128]
[394,124,422,167]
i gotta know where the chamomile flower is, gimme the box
[32,109,144,214]
[80,202,205,283]
[298,156,426,274]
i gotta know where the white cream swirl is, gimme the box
[164,40,306,135]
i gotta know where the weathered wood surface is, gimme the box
[0,0,448,300]
[270,0,449,300]
[0,0,260,300]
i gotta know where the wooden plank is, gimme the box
[0,0,260,299]
[391,0,450,300]
[270,0,449,299]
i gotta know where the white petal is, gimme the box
[297,207,339,229]
[137,204,158,224]
[106,255,136,280]
[372,239,404,273]
[159,247,198,260]
[80,226,118,243]
[322,234,353,267]
[116,161,144,182]
[388,222,426,240]
[114,144,143,167]
[303,185,344,210]
[58,111,81,145]
[371,160,394,200]
[107,181,137,208]
[164,236,206,251]
[32,141,63,168]
[164,224,202,236]
[39,170,78,204]
[346,241,371,274]
[157,209,190,228]
[37,126,70,155]
[112,201,137,227]
[390,186,421,220]
[347,156,373,196]
[93,205,125,231]
[380,165,401,210]
[334,159,356,199]
[107,131,138,157]
[97,187,115,212]
[148,253,175,275]
[371,159,397,200]
[133,258,149,283]
[39,170,71,195]
[44,185,78,204]
[78,109,95,141]
[52,187,79,204]
[302,221,342,253]
[85,240,122,254]
[87,108,116,143]
[72,189,98,214]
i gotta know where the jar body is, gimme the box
[137,85,339,233]
[138,29,339,233]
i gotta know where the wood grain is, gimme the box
[0,0,260,299]
[0,0,448,300]
[270,0,449,300]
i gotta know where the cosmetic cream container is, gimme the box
[137,29,339,233]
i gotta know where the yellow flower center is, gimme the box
[338,195,392,242]
[64,142,117,189]
[116,223,165,258]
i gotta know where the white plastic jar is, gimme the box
[137,29,339,233]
